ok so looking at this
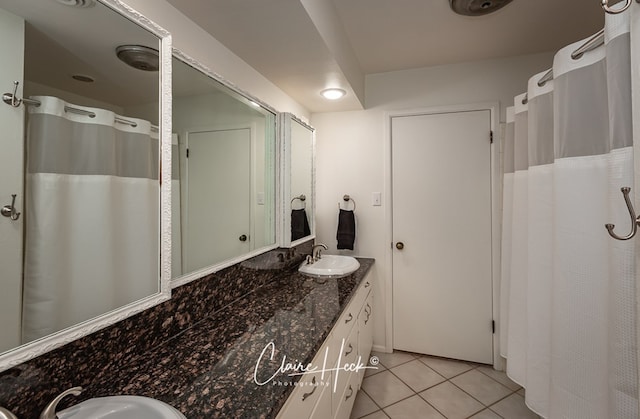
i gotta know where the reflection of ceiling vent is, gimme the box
[449,0,514,16]
[54,0,95,8]
[116,45,159,72]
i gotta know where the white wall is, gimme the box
[122,0,309,120]
[312,52,553,352]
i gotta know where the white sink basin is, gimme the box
[57,396,186,419]
[299,255,360,278]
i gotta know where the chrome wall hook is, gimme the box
[1,194,20,221]
[605,187,639,240]
[2,81,23,107]
[601,0,638,14]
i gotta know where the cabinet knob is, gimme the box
[239,234,248,242]
[395,242,404,250]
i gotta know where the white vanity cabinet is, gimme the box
[277,273,373,419]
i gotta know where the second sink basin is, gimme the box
[299,255,360,278]
[57,395,186,419]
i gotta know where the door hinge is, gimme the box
[489,131,494,144]
[186,148,190,158]
[492,320,495,334]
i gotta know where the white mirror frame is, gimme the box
[279,112,316,248]
[0,0,172,373]
[170,49,280,289]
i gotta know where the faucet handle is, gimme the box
[39,386,83,419]
[0,406,18,419]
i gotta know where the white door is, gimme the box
[0,8,25,352]
[185,128,251,272]
[392,109,493,364]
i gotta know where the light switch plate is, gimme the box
[372,192,381,206]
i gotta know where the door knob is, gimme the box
[395,242,404,250]
[239,234,248,242]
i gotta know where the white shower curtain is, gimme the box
[501,6,638,419]
[22,96,159,342]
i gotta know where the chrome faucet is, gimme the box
[39,386,83,419]
[0,406,17,419]
[311,243,328,261]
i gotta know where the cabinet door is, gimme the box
[332,324,359,417]
[309,379,332,419]
[333,373,359,419]
[276,370,331,419]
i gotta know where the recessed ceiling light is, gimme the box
[72,74,95,83]
[54,0,95,8]
[321,88,346,100]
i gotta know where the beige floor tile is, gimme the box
[469,408,502,419]
[384,395,445,419]
[490,393,539,419]
[360,411,390,419]
[390,359,446,392]
[517,388,525,396]
[419,356,474,378]
[476,366,521,391]
[362,370,414,408]
[371,351,416,369]
[450,369,512,405]
[365,358,387,377]
[351,390,380,419]
[420,381,484,419]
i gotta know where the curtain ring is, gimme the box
[601,0,632,14]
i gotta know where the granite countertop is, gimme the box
[81,258,374,418]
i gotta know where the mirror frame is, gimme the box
[170,48,281,289]
[279,112,316,248]
[0,0,172,372]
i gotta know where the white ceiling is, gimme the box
[167,0,604,113]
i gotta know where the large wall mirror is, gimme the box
[169,51,277,285]
[0,0,171,370]
[281,113,315,247]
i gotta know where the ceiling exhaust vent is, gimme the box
[449,0,514,16]
[116,45,159,72]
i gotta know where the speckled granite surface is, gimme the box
[0,241,373,419]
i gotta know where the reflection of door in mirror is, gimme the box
[0,0,161,352]
[185,127,251,271]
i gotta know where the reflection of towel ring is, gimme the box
[291,194,306,208]
[338,194,356,211]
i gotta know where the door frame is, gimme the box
[383,102,503,369]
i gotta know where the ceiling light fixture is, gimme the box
[54,0,95,8]
[320,88,346,100]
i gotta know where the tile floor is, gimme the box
[351,351,541,419]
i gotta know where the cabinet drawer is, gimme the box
[357,292,374,385]
[331,277,372,342]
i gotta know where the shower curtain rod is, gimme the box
[521,29,605,105]
[18,97,147,129]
